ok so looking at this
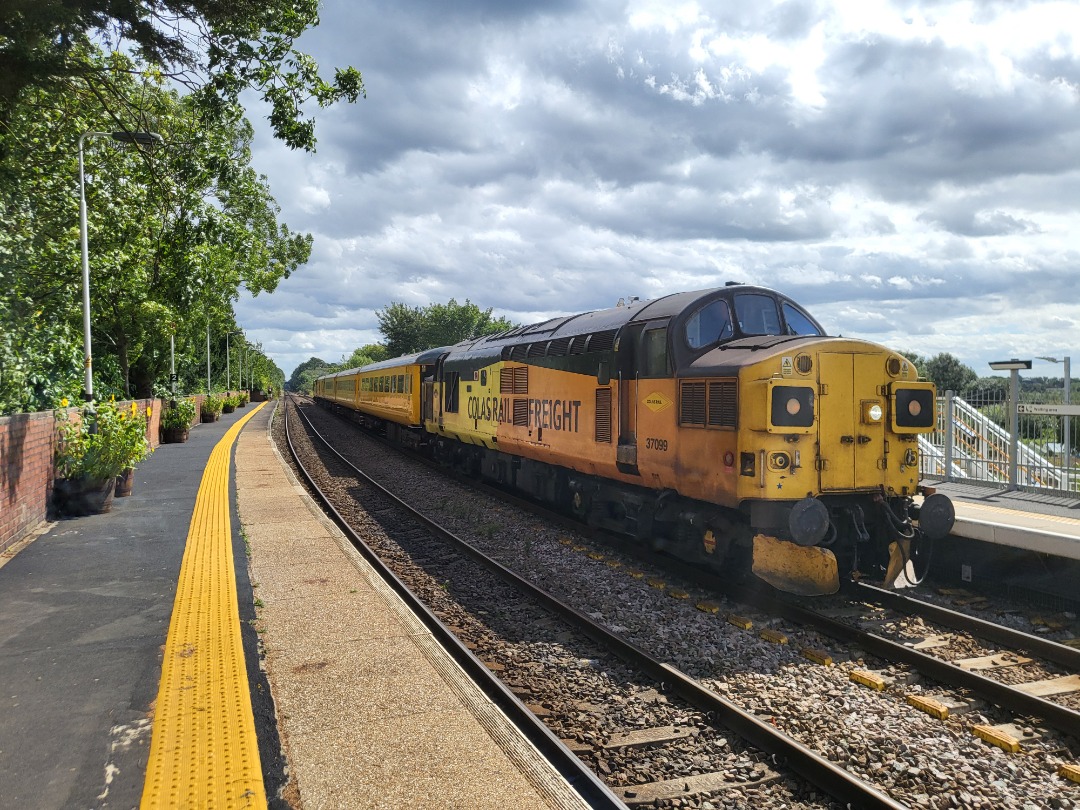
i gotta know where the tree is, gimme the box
[0,48,311,410]
[923,353,977,395]
[376,299,516,356]
[341,344,388,369]
[286,357,334,393]
[0,0,363,152]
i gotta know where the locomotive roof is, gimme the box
[448,284,804,356]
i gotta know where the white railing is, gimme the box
[921,392,1074,495]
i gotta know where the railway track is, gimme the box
[284,395,1080,808]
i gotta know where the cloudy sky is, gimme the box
[235,0,1080,381]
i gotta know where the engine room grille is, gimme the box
[501,366,529,394]
[513,398,529,426]
[708,381,737,427]
[680,380,737,428]
[595,388,612,443]
[680,382,707,426]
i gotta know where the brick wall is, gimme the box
[0,411,56,554]
[0,398,165,554]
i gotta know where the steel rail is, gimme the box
[721,582,1080,740]
[291,396,908,810]
[283,397,625,810]
[853,581,1080,673]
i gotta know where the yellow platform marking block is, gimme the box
[801,648,833,666]
[668,588,689,599]
[572,544,588,552]
[850,670,886,691]
[726,614,753,631]
[760,629,788,644]
[1059,763,1080,783]
[627,569,645,579]
[907,694,949,720]
[696,601,721,614]
[558,536,574,545]
[973,724,1021,753]
[605,559,623,568]
[647,577,667,590]
[142,403,268,810]
[587,551,606,561]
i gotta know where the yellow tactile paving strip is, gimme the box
[141,403,268,810]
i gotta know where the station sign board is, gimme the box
[1017,403,1080,416]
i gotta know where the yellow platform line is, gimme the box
[141,403,268,809]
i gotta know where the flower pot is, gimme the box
[201,412,219,423]
[115,467,135,497]
[53,476,116,516]
[162,427,189,443]
[222,404,235,414]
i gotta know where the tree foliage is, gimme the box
[286,357,334,394]
[0,0,363,152]
[376,299,515,357]
[923,353,978,395]
[0,48,309,412]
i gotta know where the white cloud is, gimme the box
[237,0,1080,379]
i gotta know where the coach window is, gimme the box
[641,327,669,377]
[685,300,732,350]
[398,374,405,392]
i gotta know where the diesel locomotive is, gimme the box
[314,284,954,595]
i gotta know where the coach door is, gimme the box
[818,353,886,491]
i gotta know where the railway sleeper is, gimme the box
[614,765,783,808]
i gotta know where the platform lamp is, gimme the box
[1036,356,1072,485]
[989,359,1032,490]
[226,330,240,391]
[78,130,162,401]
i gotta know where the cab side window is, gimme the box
[641,327,669,377]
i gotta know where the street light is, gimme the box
[226,331,241,391]
[1036,355,1072,482]
[78,129,163,401]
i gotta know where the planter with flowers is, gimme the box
[201,395,223,423]
[238,390,249,407]
[222,394,239,414]
[161,398,196,443]
[54,398,153,516]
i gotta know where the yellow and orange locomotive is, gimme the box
[315,284,953,595]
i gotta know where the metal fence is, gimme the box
[921,389,1077,496]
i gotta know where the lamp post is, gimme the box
[226,331,241,391]
[78,130,162,401]
[1037,355,1072,486]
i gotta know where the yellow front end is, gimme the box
[737,342,933,594]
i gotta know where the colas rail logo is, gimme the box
[644,392,672,413]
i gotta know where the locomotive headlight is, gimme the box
[862,401,884,423]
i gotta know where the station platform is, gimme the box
[0,402,591,809]
[929,481,1080,561]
